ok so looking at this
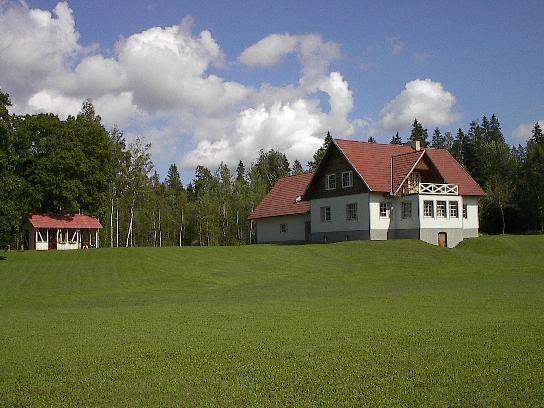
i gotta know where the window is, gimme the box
[437,201,447,218]
[280,223,288,234]
[423,200,434,217]
[463,204,468,219]
[326,174,336,190]
[449,201,459,218]
[406,172,421,194]
[379,202,389,218]
[320,206,331,222]
[402,201,412,219]
[342,171,353,188]
[346,203,358,221]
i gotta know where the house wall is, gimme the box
[255,214,309,243]
[310,193,370,242]
[462,196,480,238]
[418,194,464,247]
[369,193,420,240]
[304,144,369,200]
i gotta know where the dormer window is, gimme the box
[326,174,336,190]
[342,171,353,188]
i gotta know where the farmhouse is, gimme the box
[249,139,485,248]
[23,214,102,250]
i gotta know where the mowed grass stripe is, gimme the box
[0,235,543,406]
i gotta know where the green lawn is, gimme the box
[1,236,543,407]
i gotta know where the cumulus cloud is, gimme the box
[512,120,544,142]
[239,33,340,89]
[377,78,459,133]
[0,2,364,173]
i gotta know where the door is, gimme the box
[305,221,311,242]
[438,232,447,248]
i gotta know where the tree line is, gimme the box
[1,89,543,249]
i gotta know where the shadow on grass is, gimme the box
[0,256,6,261]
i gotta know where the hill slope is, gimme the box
[1,236,543,406]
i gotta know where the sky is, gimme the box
[1,0,543,181]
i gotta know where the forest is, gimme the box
[1,89,543,249]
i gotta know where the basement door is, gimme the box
[438,232,447,248]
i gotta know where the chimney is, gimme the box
[411,140,421,151]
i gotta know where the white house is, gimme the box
[23,214,103,250]
[249,139,485,248]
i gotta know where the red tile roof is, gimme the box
[425,149,486,196]
[334,139,485,196]
[249,173,313,220]
[334,139,413,191]
[27,214,103,229]
[391,150,425,195]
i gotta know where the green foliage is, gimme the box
[1,236,544,405]
[409,118,428,146]
[389,131,403,145]
[291,159,304,175]
[307,131,333,170]
[480,141,515,234]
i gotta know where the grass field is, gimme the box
[1,236,544,406]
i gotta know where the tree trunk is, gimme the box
[180,208,184,247]
[158,208,162,247]
[110,197,114,248]
[126,200,134,248]
[500,203,506,235]
[116,205,119,248]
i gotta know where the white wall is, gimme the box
[418,194,463,230]
[462,196,480,230]
[310,193,370,233]
[256,214,309,243]
[369,193,420,231]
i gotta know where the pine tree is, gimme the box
[165,164,183,193]
[430,128,445,148]
[390,132,403,145]
[236,160,246,182]
[291,160,304,175]
[367,136,376,143]
[307,131,333,170]
[409,119,428,146]
[531,122,544,144]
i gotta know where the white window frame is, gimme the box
[401,201,412,219]
[341,171,353,188]
[463,204,468,219]
[379,202,389,218]
[436,200,447,218]
[320,206,331,222]
[326,174,336,190]
[423,200,434,218]
[449,201,459,218]
[279,223,288,234]
[346,203,358,221]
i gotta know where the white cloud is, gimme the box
[0,1,80,99]
[238,33,298,67]
[377,78,459,133]
[512,120,544,142]
[239,33,340,90]
[0,2,364,174]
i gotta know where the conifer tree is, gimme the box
[409,119,428,146]
[389,132,403,145]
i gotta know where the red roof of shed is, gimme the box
[249,173,313,220]
[27,214,103,229]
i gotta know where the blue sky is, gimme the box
[1,0,543,179]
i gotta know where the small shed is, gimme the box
[23,214,103,250]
